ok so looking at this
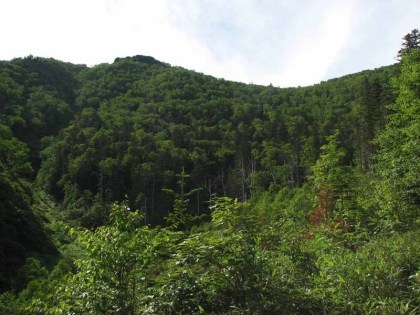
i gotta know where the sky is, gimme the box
[0,0,418,87]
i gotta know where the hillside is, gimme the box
[0,44,418,313]
[2,55,397,223]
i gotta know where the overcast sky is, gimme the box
[0,0,418,87]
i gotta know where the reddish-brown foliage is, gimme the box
[309,189,336,226]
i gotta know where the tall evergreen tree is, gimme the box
[397,29,420,60]
[376,35,420,227]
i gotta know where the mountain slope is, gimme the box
[36,56,397,225]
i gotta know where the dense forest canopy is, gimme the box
[0,29,418,314]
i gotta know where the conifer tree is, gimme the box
[397,29,420,60]
[376,33,419,227]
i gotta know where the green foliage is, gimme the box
[397,29,419,60]
[11,258,48,292]
[22,201,181,314]
[0,35,418,313]
[311,130,354,200]
[0,122,57,292]
[2,192,418,314]
[299,229,420,314]
[27,54,396,225]
[375,45,420,229]
[0,123,32,176]
[164,167,206,230]
[144,197,281,314]
[0,258,74,314]
[0,56,81,170]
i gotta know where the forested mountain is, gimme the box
[0,30,418,314]
[7,54,397,226]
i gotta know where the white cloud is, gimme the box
[277,2,354,86]
[165,0,356,86]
